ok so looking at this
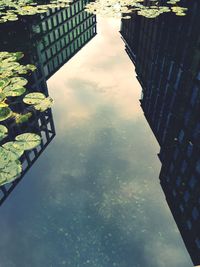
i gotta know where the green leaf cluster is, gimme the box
[0,51,54,186]
[0,133,41,186]
[23,92,53,112]
[0,0,71,23]
[85,0,187,19]
[0,51,36,122]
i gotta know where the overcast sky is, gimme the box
[0,18,193,267]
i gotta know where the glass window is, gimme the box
[53,16,57,27]
[183,191,190,202]
[44,35,49,46]
[176,176,181,187]
[41,21,47,31]
[71,5,75,15]
[186,220,192,230]
[62,10,67,20]
[190,86,198,106]
[192,207,199,220]
[55,29,59,39]
[179,204,184,213]
[50,32,54,43]
[172,190,176,197]
[53,57,59,68]
[181,160,187,174]
[187,143,193,157]
[169,163,174,173]
[196,160,200,174]
[58,14,62,24]
[43,65,49,76]
[178,129,184,143]
[189,175,197,189]
[48,19,52,30]
[195,238,200,249]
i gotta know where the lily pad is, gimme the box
[15,132,41,150]
[0,144,22,161]
[23,92,46,105]
[15,112,32,124]
[0,92,6,102]
[10,77,28,87]
[3,85,26,97]
[0,78,10,90]
[2,141,24,159]
[26,64,37,72]
[0,159,22,186]
[34,96,53,112]
[14,52,24,60]
[0,106,12,122]
[0,125,8,141]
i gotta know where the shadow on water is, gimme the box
[0,0,96,204]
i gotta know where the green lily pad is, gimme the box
[10,77,28,87]
[15,112,32,124]
[34,96,53,112]
[2,141,24,159]
[0,106,12,122]
[0,144,22,162]
[0,159,22,186]
[14,52,24,60]
[0,125,8,141]
[3,85,26,97]
[0,78,10,90]
[26,64,37,72]
[15,132,41,150]
[0,92,6,102]
[23,92,46,105]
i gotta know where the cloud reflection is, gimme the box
[0,18,192,267]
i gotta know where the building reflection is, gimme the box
[121,0,200,265]
[0,0,97,205]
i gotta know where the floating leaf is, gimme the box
[0,106,12,121]
[23,92,46,105]
[84,0,187,19]
[0,125,8,141]
[26,64,37,72]
[2,141,24,159]
[10,77,28,87]
[14,112,32,124]
[14,52,24,60]
[0,159,22,186]
[34,96,53,112]
[0,92,6,102]
[0,78,10,90]
[3,85,26,97]
[0,143,22,161]
[15,133,41,150]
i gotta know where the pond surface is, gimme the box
[0,1,198,267]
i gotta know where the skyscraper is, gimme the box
[121,0,200,265]
[0,1,97,205]
[32,0,97,78]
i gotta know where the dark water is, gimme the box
[0,1,199,266]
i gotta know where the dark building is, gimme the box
[0,1,97,205]
[32,0,97,78]
[121,0,200,265]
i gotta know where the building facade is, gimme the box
[0,1,97,205]
[121,0,200,265]
[32,0,97,78]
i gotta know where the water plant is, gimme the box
[0,51,53,186]
[85,0,187,19]
[0,0,72,23]
[0,133,41,185]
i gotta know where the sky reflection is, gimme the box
[0,18,192,267]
